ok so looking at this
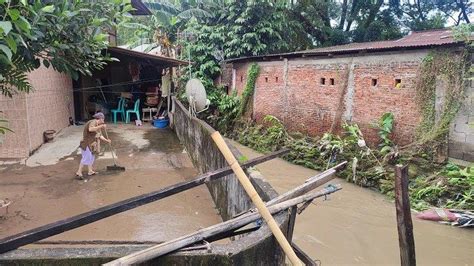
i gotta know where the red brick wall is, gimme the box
[234,63,249,96]
[0,65,73,159]
[232,51,428,146]
[285,62,348,135]
[351,61,420,145]
[252,62,286,124]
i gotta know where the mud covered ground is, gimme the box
[0,124,221,246]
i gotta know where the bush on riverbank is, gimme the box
[232,114,473,211]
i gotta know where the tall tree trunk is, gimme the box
[321,0,332,28]
[457,0,471,23]
[339,0,349,30]
[416,0,425,21]
[363,0,384,29]
[291,11,329,44]
[345,0,360,31]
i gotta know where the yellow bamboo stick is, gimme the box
[211,131,302,266]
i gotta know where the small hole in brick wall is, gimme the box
[240,76,243,82]
[275,77,278,82]
[394,79,402,88]
[320,78,326,85]
[265,77,268,83]
[372,79,378,86]
[330,78,335,85]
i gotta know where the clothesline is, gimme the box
[72,78,164,92]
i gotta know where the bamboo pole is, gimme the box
[103,185,341,265]
[210,131,302,265]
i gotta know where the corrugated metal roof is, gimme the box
[298,29,457,54]
[226,29,464,62]
[107,46,188,66]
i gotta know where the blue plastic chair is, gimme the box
[126,99,141,123]
[111,97,126,124]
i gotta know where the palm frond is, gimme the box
[0,55,35,97]
[178,8,212,20]
[152,10,174,26]
[145,0,180,15]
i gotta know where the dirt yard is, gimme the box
[0,124,221,245]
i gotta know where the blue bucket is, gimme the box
[153,118,169,128]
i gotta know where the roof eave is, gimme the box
[224,42,466,64]
[106,46,189,67]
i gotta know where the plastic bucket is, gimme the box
[43,130,56,142]
[153,118,169,128]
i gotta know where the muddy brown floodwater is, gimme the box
[0,125,221,246]
[231,140,474,266]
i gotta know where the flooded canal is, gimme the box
[231,140,474,266]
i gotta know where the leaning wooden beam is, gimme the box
[0,148,289,254]
[270,161,346,205]
[211,131,301,265]
[233,161,347,218]
[104,185,342,266]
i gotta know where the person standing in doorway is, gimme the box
[76,112,111,179]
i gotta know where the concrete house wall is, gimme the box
[449,77,474,161]
[0,65,73,159]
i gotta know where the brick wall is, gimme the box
[26,65,73,152]
[0,65,73,159]
[234,62,249,96]
[351,60,421,144]
[0,94,29,158]
[230,50,430,146]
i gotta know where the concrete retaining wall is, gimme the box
[169,97,288,264]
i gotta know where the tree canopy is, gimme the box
[0,0,133,97]
[115,0,470,86]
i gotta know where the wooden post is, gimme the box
[287,206,297,242]
[395,165,416,266]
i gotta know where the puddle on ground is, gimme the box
[231,140,474,266]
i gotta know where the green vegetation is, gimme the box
[239,63,260,117]
[204,64,261,133]
[413,51,468,149]
[235,114,473,211]
[0,0,133,97]
[122,1,472,95]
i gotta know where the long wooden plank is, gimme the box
[104,185,342,265]
[233,161,346,219]
[268,161,346,206]
[0,148,289,254]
